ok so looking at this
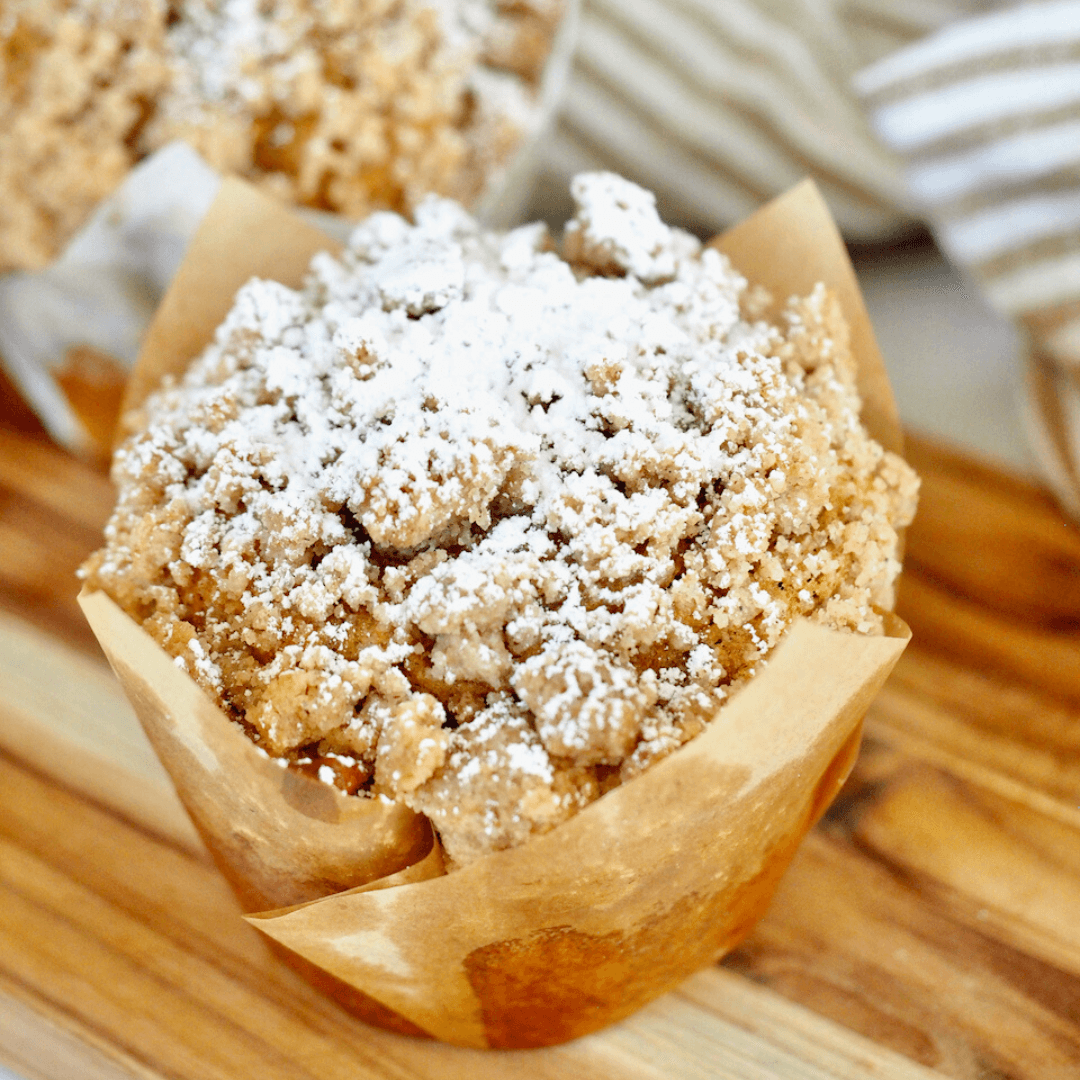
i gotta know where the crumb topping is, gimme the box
[83,172,919,868]
[0,0,561,272]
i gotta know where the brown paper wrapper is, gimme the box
[81,176,911,1048]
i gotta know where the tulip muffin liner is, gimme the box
[81,175,912,1048]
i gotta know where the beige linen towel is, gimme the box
[857,0,1080,513]
[532,0,1007,242]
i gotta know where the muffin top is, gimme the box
[0,0,562,272]
[83,172,918,867]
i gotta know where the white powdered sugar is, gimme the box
[85,172,918,868]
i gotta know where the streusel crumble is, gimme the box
[0,0,562,273]
[83,173,918,868]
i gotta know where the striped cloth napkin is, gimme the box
[533,0,1003,243]
[857,0,1080,514]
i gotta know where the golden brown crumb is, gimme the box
[83,173,918,868]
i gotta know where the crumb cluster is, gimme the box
[0,0,561,273]
[83,172,918,868]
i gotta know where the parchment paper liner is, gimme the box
[80,176,911,1048]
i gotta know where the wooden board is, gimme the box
[1,422,1079,1079]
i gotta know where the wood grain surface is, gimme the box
[1,420,1078,1079]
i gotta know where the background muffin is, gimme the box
[0,0,566,274]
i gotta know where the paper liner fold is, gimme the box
[80,175,913,1048]
[245,619,906,1047]
[119,177,344,435]
[710,178,899,455]
[80,590,432,910]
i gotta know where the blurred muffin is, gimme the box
[0,0,566,274]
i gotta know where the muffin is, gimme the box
[0,0,567,274]
[82,171,918,870]
[80,172,914,1046]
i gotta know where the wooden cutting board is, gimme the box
[1,419,1078,1080]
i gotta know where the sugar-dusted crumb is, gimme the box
[83,172,919,868]
[0,0,562,273]
[406,694,600,867]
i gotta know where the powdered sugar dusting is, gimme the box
[84,172,918,868]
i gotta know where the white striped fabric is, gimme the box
[533,0,1005,242]
[858,0,1080,359]
[855,0,1080,94]
[986,253,1080,313]
[905,120,1080,204]
[858,0,1080,514]
[869,63,1080,152]
[943,191,1080,265]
